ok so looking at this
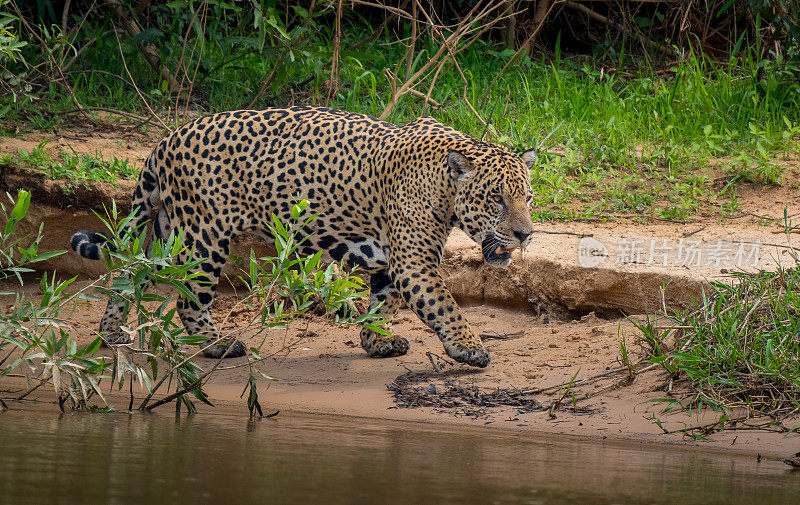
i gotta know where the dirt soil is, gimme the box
[2,124,800,461]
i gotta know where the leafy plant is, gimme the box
[0,190,107,410]
[231,199,388,410]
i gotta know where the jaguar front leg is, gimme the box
[390,262,490,368]
[360,269,410,358]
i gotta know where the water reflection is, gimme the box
[0,405,797,505]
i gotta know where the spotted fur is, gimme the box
[71,107,536,366]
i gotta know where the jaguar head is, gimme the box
[451,146,536,267]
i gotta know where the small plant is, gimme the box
[85,199,385,415]
[89,201,213,413]
[0,0,31,108]
[3,141,138,185]
[226,200,388,414]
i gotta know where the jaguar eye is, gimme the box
[491,195,503,204]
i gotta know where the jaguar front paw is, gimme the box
[101,331,132,346]
[202,339,247,359]
[444,342,491,368]
[360,329,409,358]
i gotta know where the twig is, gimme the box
[525,361,658,396]
[575,374,635,401]
[61,106,157,125]
[479,331,524,340]
[113,27,172,131]
[663,416,752,435]
[64,69,136,90]
[128,377,133,412]
[405,0,418,81]
[16,374,49,401]
[481,0,562,108]
[379,0,506,120]
[404,88,441,108]
[327,0,344,104]
[141,340,237,412]
[173,0,207,124]
[426,351,442,373]
[532,229,592,237]
[246,46,290,109]
[421,57,447,116]
[415,2,488,125]
[681,226,706,237]
[62,30,114,73]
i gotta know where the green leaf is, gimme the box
[177,335,209,345]
[28,249,65,263]
[129,28,164,46]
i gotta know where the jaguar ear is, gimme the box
[448,150,473,184]
[521,148,537,170]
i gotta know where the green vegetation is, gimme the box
[0,192,382,413]
[631,216,800,436]
[0,1,798,220]
[0,141,137,186]
[634,269,800,437]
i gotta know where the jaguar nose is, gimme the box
[513,230,532,244]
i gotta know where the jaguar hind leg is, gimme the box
[174,234,246,359]
[360,270,409,357]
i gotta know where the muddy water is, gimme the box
[0,404,797,505]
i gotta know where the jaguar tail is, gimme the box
[70,153,161,260]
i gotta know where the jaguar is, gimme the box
[71,106,536,367]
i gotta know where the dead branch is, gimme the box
[564,1,673,56]
[479,331,525,340]
[426,351,442,373]
[504,0,516,50]
[62,30,114,73]
[421,57,447,115]
[101,0,180,92]
[172,1,207,124]
[61,106,159,125]
[379,1,507,120]
[327,0,344,103]
[112,27,172,131]
[405,0,418,80]
[383,68,442,108]
[247,47,290,108]
[481,0,562,109]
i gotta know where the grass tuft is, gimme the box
[638,267,800,426]
[0,141,137,186]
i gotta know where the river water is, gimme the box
[0,403,797,504]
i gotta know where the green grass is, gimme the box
[2,17,799,220]
[0,141,137,186]
[633,262,800,433]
